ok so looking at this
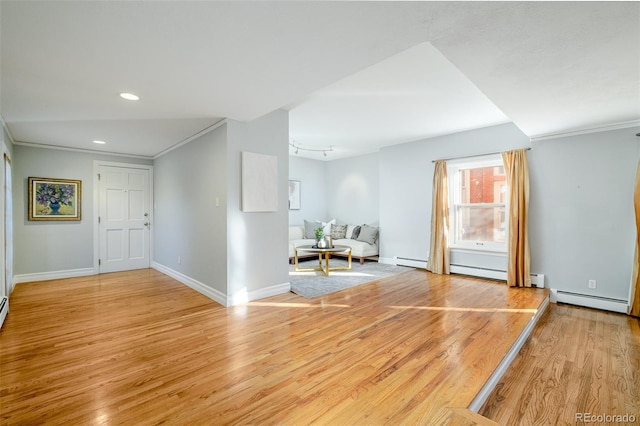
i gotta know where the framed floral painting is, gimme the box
[28,177,82,221]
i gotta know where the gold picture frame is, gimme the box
[28,177,82,221]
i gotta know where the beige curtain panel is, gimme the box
[502,149,532,287]
[630,160,640,317]
[427,160,450,275]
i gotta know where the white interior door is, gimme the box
[98,165,150,273]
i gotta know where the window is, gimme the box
[449,157,508,252]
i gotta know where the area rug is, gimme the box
[289,258,413,298]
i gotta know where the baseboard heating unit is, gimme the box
[394,258,545,287]
[551,289,628,314]
[394,256,428,269]
[448,264,545,288]
[0,296,8,329]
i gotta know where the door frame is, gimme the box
[93,160,154,273]
[3,152,12,297]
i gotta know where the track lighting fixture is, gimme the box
[289,141,333,157]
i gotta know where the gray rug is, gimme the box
[289,258,413,298]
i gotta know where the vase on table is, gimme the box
[317,238,327,248]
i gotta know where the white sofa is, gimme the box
[288,224,379,264]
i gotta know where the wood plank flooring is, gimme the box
[480,303,640,425]
[1,268,549,424]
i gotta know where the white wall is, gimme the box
[380,122,639,301]
[288,152,380,226]
[153,124,228,295]
[326,152,379,225]
[154,110,290,306]
[380,123,529,263]
[288,156,327,225]
[528,127,638,300]
[13,145,152,276]
[226,110,289,304]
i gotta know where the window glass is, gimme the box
[449,160,507,250]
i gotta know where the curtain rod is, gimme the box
[432,147,531,163]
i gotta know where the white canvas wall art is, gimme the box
[241,151,278,212]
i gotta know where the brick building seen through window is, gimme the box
[455,165,507,245]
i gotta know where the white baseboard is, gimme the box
[13,267,96,285]
[152,262,291,307]
[152,262,227,307]
[247,282,291,304]
[468,295,550,412]
[550,289,628,314]
[378,257,396,265]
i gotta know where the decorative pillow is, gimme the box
[330,224,347,239]
[351,225,361,240]
[356,224,379,245]
[345,225,356,239]
[321,219,336,235]
[304,219,318,239]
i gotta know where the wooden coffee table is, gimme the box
[294,244,352,276]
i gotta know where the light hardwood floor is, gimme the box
[2,267,629,425]
[480,303,640,425]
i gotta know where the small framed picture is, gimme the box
[28,177,82,221]
[289,180,301,210]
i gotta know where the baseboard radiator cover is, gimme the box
[393,258,545,287]
[550,289,628,314]
[450,264,545,288]
[0,297,8,329]
[394,256,428,269]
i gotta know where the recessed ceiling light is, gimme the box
[119,92,140,101]
[93,140,106,145]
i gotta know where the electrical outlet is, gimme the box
[588,279,596,289]
[178,256,182,265]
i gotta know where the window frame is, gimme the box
[447,155,509,253]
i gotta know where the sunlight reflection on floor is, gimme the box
[289,271,375,277]
[247,301,351,308]
[390,305,538,313]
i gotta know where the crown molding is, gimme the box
[11,140,154,160]
[2,115,227,160]
[529,120,640,142]
[153,119,227,159]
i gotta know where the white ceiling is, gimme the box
[289,42,510,159]
[1,2,638,160]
